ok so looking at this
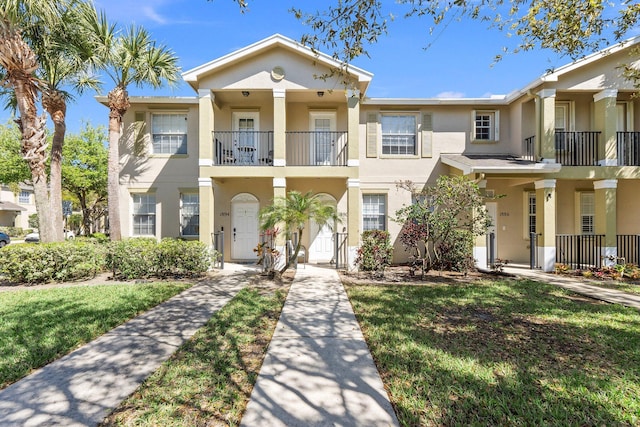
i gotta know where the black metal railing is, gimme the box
[617,235,640,265]
[211,231,224,269]
[617,132,640,166]
[522,136,536,162]
[286,131,348,166]
[555,131,600,166]
[556,234,604,269]
[212,131,274,166]
[334,232,349,269]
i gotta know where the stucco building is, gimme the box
[102,34,640,272]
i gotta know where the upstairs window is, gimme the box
[473,110,499,142]
[381,115,416,155]
[18,191,30,204]
[151,113,187,154]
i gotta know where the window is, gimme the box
[473,110,499,141]
[363,194,386,231]
[18,191,30,204]
[151,113,187,154]
[381,115,416,155]
[580,192,594,234]
[132,194,156,236]
[527,192,536,235]
[181,193,199,236]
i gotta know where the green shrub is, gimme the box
[434,229,475,272]
[0,227,26,238]
[0,240,105,284]
[355,230,393,276]
[154,238,212,278]
[89,232,109,243]
[106,239,157,280]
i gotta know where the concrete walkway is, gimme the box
[241,265,399,427]
[503,266,640,310]
[0,265,253,427]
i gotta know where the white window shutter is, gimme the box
[366,113,378,158]
[494,111,500,141]
[421,113,433,158]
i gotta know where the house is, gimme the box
[102,33,640,272]
[0,185,34,230]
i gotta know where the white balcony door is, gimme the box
[232,194,259,260]
[310,112,336,165]
[233,112,259,165]
[308,194,336,263]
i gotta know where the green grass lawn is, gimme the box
[100,286,288,427]
[345,278,640,426]
[0,282,192,389]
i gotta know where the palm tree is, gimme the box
[259,190,339,273]
[81,9,180,240]
[0,0,69,242]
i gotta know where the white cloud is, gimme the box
[435,91,465,98]
[142,6,168,24]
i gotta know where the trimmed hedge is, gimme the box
[0,238,214,284]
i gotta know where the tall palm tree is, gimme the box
[81,9,180,240]
[259,190,339,273]
[0,0,69,242]
[36,1,101,241]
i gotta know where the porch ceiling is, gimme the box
[441,154,562,175]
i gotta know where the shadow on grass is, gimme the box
[346,278,640,426]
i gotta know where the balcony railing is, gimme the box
[617,132,640,166]
[212,131,274,166]
[522,136,536,162]
[286,131,348,166]
[555,131,600,166]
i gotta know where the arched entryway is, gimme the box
[231,193,259,260]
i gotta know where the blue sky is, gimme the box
[1,0,627,134]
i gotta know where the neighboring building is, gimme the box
[0,185,34,230]
[101,34,640,272]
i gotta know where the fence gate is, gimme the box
[334,232,348,269]
[211,231,225,269]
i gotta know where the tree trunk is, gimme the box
[107,85,130,241]
[43,90,66,241]
[280,228,304,274]
[0,19,53,242]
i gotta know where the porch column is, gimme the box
[273,89,286,166]
[537,89,557,163]
[535,179,557,272]
[473,180,488,270]
[594,179,617,265]
[198,89,215,166]
[347,178,361,269]
[594,90,618,166]
[273,178,287,268]
[198,177,214,247]
[346,90,360,167]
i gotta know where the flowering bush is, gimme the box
[355,230,393,277]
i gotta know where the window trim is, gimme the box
[362,193,387,231]
[18,191,31,204]
[150,112,188,156]
[131,192,157,237]
[180,192,200,237]
[523,191,536,240]
[380,112,419,157]
[577,191,595,235]
[471,110,500,143]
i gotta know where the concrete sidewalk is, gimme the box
[241,265,399,427]
[0,265,254,427]
[503,266,640,310]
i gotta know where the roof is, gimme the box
[181,34,374,95]
[0,201,27,212]
[441,154,562,175]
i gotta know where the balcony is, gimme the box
[617,132,640,166]
[286,131,348,166]
[213,131,274,166]
[522,136,536,162]
[555,131,600,166]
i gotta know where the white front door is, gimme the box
[486,202,498,262]
[232,201,259,260]
[308,194,336,263]
[310,112,336,165]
